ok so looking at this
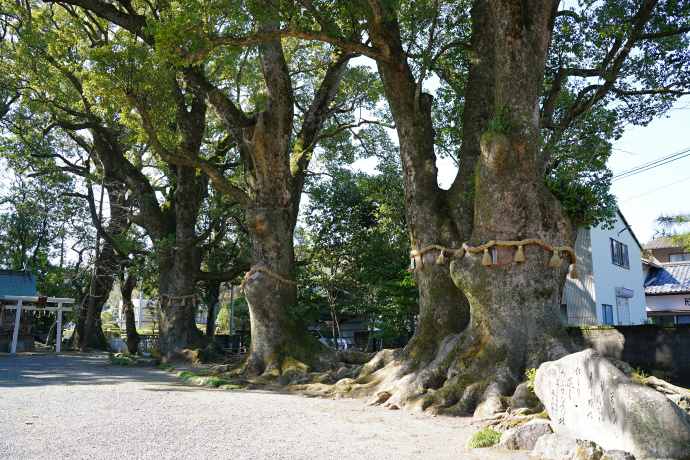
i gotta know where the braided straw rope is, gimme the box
[157,293,197,308]
[409,238,579,278]
[120,300,133,315]
[240,267,299,291]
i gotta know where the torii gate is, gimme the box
[4,295,75,355]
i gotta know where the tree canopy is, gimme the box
[1,0,688,413]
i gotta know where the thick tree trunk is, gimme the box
[155,166,209,356]
[369,7,470,372]
[227,31,346,377]
[241,208,320,377]
[177,31,352,377]
[349,0,489,408]
[239,116,324,375]
[75,184,129,351]
[121,272,141,355]
[78,243,117,351]
[438,0,576,416]
[348,0,578,415]
[204,281,221,338]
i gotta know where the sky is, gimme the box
[607,98,690,245]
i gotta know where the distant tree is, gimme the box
[0,167,88,336]
[297,156,417,346]
[0,170,89,297]
[655,213,690,251]
[216,296,249,341]
[0,3,250,354]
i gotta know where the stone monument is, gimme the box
[534,349,690,459]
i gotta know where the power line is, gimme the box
[620,175,690,203]
[612,147,690,181]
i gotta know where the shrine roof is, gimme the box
[0,270,39,299]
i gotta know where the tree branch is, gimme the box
[178,27,381,63]
[197,263,250,282]
[429,41,471,69]
[302,119,395,156]
[126,91,251,208]
[295,0,328,32]
[556,10,583,21]
[415,0,439,112]
[193,217,220,246]
[639,26,690,40]
[611,81,690,96]
[49,0,153,45]
[290,50,354,181]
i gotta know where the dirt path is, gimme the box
[0,353,531,460]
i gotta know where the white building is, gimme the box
[562,209,646,326]
[116,298,158,331]
[116,298,209,332]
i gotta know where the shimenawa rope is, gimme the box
[240,267,299,291]
[409,238,580,279]
[157,293,197,308]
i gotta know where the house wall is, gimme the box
[338,316,368,347]
[568,325,690,381]
[646,293,690,324]
[649,247,675,264]
[646,293,690,312]
[590,216,646,325]
[116,299,157,331]
[562,227,598,326]
[116,299,208,332]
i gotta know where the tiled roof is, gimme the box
[644,236,681,250]
[644,262,690,294]
[642,258,663,269]
[0,270,38,298]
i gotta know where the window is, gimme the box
[659,316,675,325]
[610,239,629,268]
[602,304,613,325]
[669,253,690,262]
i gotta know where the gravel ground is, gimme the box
[0,352,531,460]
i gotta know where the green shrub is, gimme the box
[106,354,137,366]
[525,368,537,391]
[466,428,502,449]
[633,366,649,379]
[651,368,678,381]
[178,371,231,388]
[102,321,122,339]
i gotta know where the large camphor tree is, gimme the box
[35,0,386,370]
[314,0,688,414]
[1,3,252,354]
[5,1,688,399]
[168,0,689,411]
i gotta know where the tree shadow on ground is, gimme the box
[0,352,207,388]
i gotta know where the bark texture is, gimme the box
[74,185,129,351]
[181,35,353,376]
[121,272,141,355]
[335,0,577,415]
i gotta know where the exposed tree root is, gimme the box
[292,317,576,419]
[210,345,375,390]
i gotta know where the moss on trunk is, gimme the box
[316,0,579,417]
